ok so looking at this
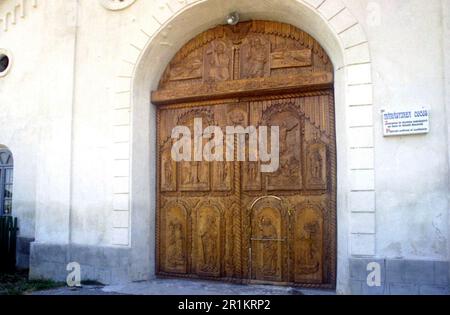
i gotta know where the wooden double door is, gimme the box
[156,92,336,287]
[153,21,336,288]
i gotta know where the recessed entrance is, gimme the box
[151,20,336,289]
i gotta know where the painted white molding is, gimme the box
[0,0,37,32]
[99,0,137,11]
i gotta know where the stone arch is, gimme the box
[113,0,375,294]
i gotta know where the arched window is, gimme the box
[0,148,13,215]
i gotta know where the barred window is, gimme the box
[0,148,13,215]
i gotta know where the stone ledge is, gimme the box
[16,237,34,269]
[349,258,450,295]
[29,243,132,284]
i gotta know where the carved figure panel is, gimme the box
[292,205,324,284]
[240,35,270,79]
[243,161,262,191]
[169,49,203,81]
[265,107,303,191]
[212,162,232,192]
[271,49,312,69]
[177,110,213,192]
[210,105,236,192]
[305,142,328,190]
[251,200,286,282]
[195,204,223,277]
[179,161,209,191]
[161,204,188,274]
[160,141,177,192]
[205,41,232,82]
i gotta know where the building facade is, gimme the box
[0,0,449,294]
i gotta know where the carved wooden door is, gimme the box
[153,21,336,289]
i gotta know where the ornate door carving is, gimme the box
[153,21,336,289]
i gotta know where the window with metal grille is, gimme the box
[0,148,13,215]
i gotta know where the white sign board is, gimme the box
[382,108,430,137]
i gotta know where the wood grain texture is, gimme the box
[153,21,336,289]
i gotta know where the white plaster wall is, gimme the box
[0,0,48,239]
[69,1,120,246]
[442,0,450,262]
[344,0,449,260]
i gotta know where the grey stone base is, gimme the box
[29,243,132,285]
[16,237,34,269]
[29,245,450,294]
[350,258,449,295]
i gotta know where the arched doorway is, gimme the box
[0,148,14,216]
[151,20,336,288]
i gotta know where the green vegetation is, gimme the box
[0,270,65,295]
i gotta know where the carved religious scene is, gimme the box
[263,103,303,191]
[205,41,232,82]
[153,20,333,105]
[240,35,270,79]
[155,20,336,289]
[271,49,312,69]
[169,49,203,82]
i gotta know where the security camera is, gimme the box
[226,12,240,25]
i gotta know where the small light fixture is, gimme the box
[226,12,240,25]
